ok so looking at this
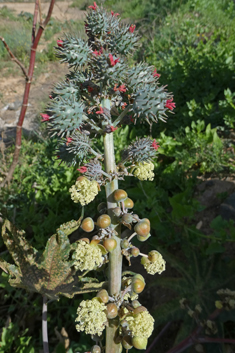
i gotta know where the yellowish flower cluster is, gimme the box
[141,251,166,275]
[75,298,107,336]
[69,177,99,206]
[72,240,103,271]
[126,310,154,338]
[134,162,154,181]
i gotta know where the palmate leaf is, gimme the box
[0,220,103,300]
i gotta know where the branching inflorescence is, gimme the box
[40,2,175,352]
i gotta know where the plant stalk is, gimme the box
[42,295,49,353]
[103,99,122,353]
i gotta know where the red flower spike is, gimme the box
[109,53,120,66]
[88,1,97,10]
[96,107,104,114]
[57,40,63,47]
[110,126,118,132]
[40,113,50,122]
[88,86,94,93]
[49,95,52,99]
[122,102,127,110]
[66,137,73,146]
[118,84,126,93]
[111,10,120,17]
[153,68,160,78]
[165,99,176,111]
[93,49,99,56]
[152,139,160,151]
[113,84,119,92]
[129,25,136,33]
[77,166,88,173]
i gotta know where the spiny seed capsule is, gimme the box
[112,207,122,217]
[97,202,107,214]
[134,221,150,237]
[121,239,130,249]
[132,336,148,350]
[81,217,95,232]
[96,214,111,228]
[103,237,117,252]
[91,345,101,353]
[124,198,134,209]
[131,247,140,257]
[137,233,151,242]
[132,278,145,294]
[122,335,133,350]
[97,289,109,304]
[106,303,118,319]
[113,189,127,202]
[122,213,133,224]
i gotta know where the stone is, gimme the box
[220,193,235,221]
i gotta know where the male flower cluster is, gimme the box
[72,240,103,271]
[75,298,107,336]
[69,176,99,206]
[141,250,166,275]
[126,310,154,338]
[134,161,155,181]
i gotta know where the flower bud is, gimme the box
[113,189,127,202]
[81,217,95,232]
[131,247,140,257]
[91,345,101,353]
[97,289,109,304]
[112,207,122,217]
[103,237,117,252]
[142,218,150,225]
[132,214,140,223]
[122,335,133,350]
[132,278,145,294]
[121,239,130,249]
[97,214,111,228]
[124,198,134,209]
[106,303,118,319]
[134,221,150,237]
[122,214,133,224]
[132,336,148,350]
[132,300,141,309]
[97,202,107,214]
[133,306,147,315]
[137,233,151,242]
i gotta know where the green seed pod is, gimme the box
[142,218,150,225]
[122,213,133,224]
[132,336,148,350]
[133,274,145,283]
[106,303,118,319]
[132,278,145,294]
[91,345,101,353]
[122,335,133,350]
[113,189,127,202]
[97,202,107,214]
[148,250,159,262]
[97,289,109,304]
[97,214,111,228]
[134,221,150,237]
[124,198,134,209]
[137,233,151,242]
[131,247,140,257]
[81,217,95,232]
[103,237,117,252]
[121,239,130,249]
[112,207,122,217]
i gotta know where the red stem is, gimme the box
[32,0,39,43]
[0,0,56,187]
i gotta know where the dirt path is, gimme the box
[0,1,86,21]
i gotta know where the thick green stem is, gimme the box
[103,99,122,353]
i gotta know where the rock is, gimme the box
[8,101,22,111]
[196,179,235,209]
[220,193,235,221]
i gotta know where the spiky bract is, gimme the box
[56,35,91,69]
[132,86,170,124]
[127,63,156,90]
[83,160,104,181]
[122,137,158,163]
[57,130,91,166]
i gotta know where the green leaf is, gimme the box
[1,220,104,300]
[205,242,225,255]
